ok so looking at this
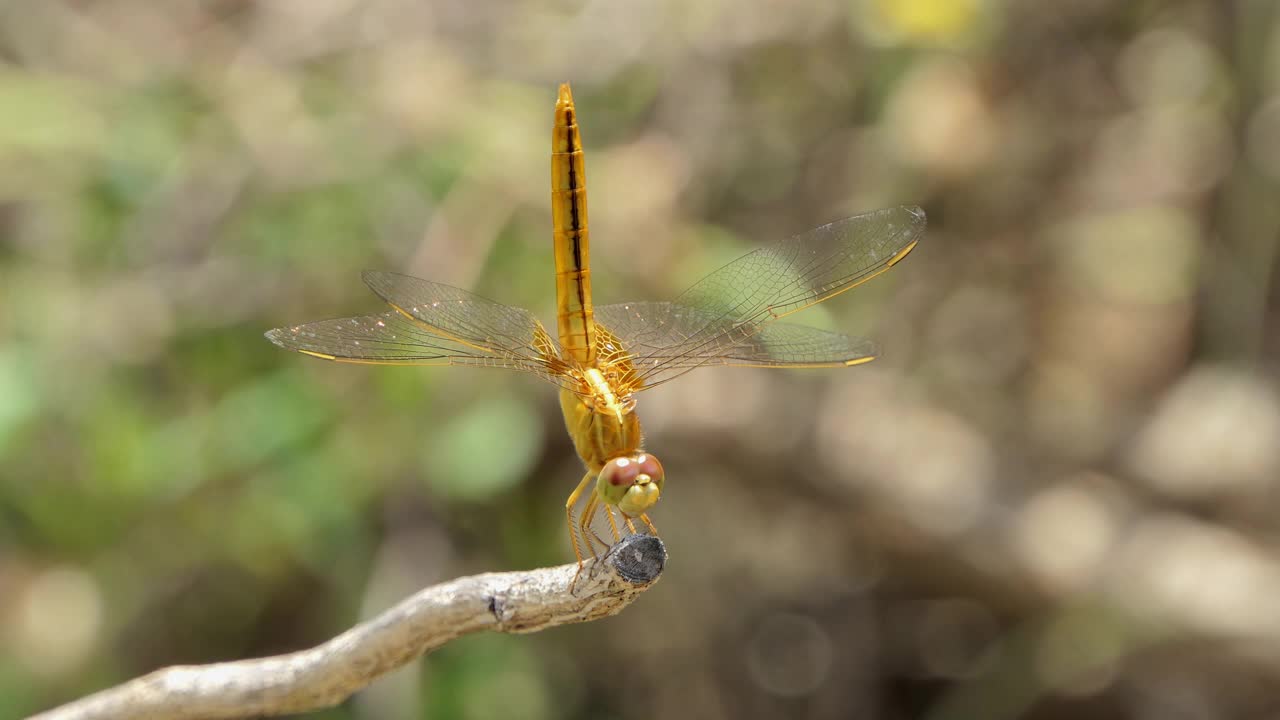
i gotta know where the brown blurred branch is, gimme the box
[32,535,666,720]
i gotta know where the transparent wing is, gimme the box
[596,301,877,385]
[596,205,923,390]
[716,322,878,368]
[265,272,577,391]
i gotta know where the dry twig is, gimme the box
[32,535,667,720]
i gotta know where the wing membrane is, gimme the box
[266,273,577,391]
[596,205,923,389]
[718,322,878,368]
[596,301,877,383]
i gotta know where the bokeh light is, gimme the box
[3,1,1280,719]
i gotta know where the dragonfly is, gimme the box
[266,84,925,580]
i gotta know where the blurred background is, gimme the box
[3,0,1280,718]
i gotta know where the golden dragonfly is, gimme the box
[267,84,925,576]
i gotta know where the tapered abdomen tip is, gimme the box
[557,83,573,107]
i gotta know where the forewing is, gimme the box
[717,322,878,368]
[596,301,878,390]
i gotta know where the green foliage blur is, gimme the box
[5,1,1280,719]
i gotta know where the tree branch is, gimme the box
[33,535,667,720]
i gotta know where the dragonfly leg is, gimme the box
[639,513,659,536]
[623,515,639,535]
[604,505,623,542]
[565,471,594,588]
[579,493,610,558]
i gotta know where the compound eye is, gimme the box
[600,456,642,488]
[634,454,664,486]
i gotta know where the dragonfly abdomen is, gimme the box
[551,83,596,365]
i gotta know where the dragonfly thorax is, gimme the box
[579,367,636,417]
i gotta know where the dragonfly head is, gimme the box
[597,453,665,516]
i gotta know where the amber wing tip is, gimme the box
[557,83,573,107]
